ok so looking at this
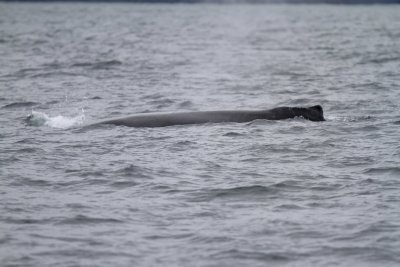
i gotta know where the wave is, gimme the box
[25,110,85,129]
[30,233,105,246]
[115,164,153,179]
[178,100,193,108]
[30,71,85,78]
[2,101,39,109]
[56,215,123,225]
[364,167,400,176]
[189,182,303,202]
[358,56,400,65]
[212,249,291,262]
[223,131,245,137]
[3,217,53,225]
[71,60,122,69]
[9,177,52,187]
[110,181,139,188]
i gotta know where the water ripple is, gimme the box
[1,101,39,109]
[71,60,122,69]
[212,249,292,262]
[56,215,124,225]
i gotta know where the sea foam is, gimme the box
[26,110,85,129]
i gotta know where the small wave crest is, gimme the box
[364,166,400,176]
[325,115,373,122]
[25,110,85,129]
[189,183,300,202]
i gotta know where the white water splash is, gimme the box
[26,110,85,129]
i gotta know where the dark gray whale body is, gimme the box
[96,105,324,128]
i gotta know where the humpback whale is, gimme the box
[94,105,325,128]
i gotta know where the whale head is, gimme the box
[303,105,325,121]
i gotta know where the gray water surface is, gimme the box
[1,3,400,267]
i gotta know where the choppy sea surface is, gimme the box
[1,3,400,267]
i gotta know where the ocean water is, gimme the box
[1,3,400,267]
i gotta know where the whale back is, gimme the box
[95,105,325,128]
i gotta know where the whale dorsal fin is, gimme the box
[310,105,323,112]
